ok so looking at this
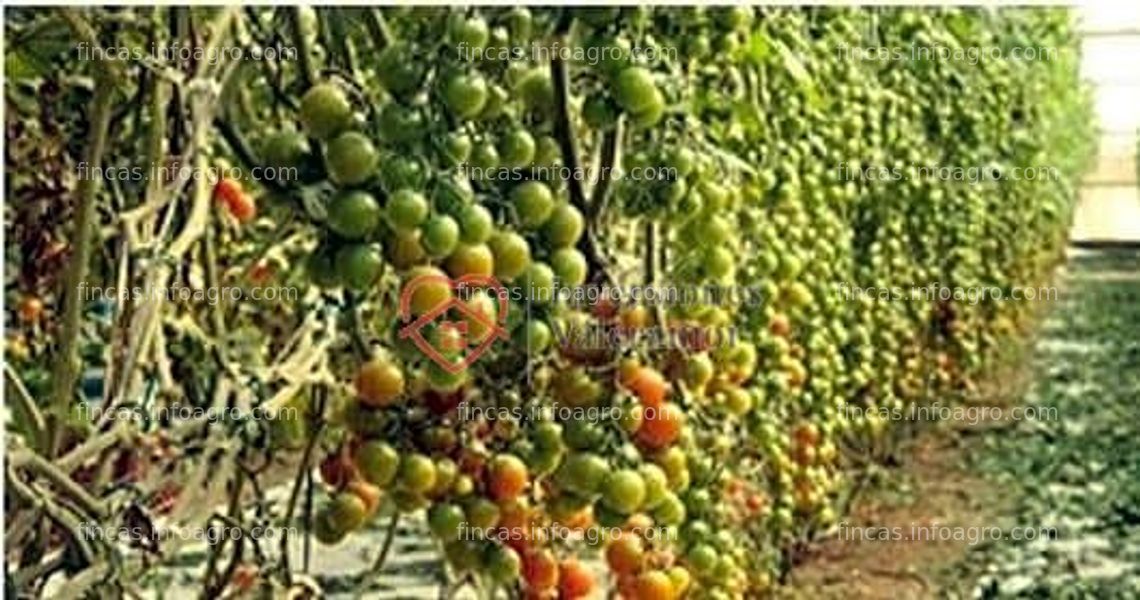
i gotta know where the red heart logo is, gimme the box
[398,273,510,374]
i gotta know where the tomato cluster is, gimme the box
[242,6,1091,598]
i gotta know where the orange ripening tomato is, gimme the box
[558,558,595,599]
[488,454,529,503]
[497,499,533,551]
[562,506,594,531]
[522,548,560,591]
[632,570,675,600]
[605,533,644,576]
[230,563,259,592]
[248,261,274,285]
[637,402,684,450]
[623,366,668,409]
[17,297,44,323]
[346,480,383,517]
[617,305,650,332]
[226,193,257,223]
[214,177,244,206]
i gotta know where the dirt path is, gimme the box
[777,396,1018,600]
[781,249,1140,599]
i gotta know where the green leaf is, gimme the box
[746,31,771,65]
[5,53,42,82]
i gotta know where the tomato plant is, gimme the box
[2,6,1096,600]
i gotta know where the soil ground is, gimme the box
[781,249,1140,600]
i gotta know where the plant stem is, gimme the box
[549,20,615,285]
[280,386,326,585]
[368,511,400,574]
[201,466,246,598]
[47,46,117,457]
[291,7,316,88]
[366,9,394,49]
[6,363,46,453]
[590,119,624,213]
[550,27,585,210]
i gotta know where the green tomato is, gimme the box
[442,132,472,167]
[489,231,531,281]
[544,203,585,247]
[699,215,733,246]
[687,544,719,576]
[639,464,670,510]
[550,248,588,287]
[433,174,475,215]
[398,453,438,495]
[686,488,713,515]
[652,492,686,526]
[533,421,564,451]
[386,189,430,232]
[517,68,554,115]
[528,442,563,476]
[469,141,500,175]
[669,147,696,177]
[520,262,555,303]
[629,88,666,129]
[432,458,459,495]
[451,16,489,51]
[335,243,384,290]
[299,83,353,140]
[482,544,521,583]
[704,246,735,280]
[506,8,532,43]
[379,103,426,144]
[675,189,704,220]
[534,136,561,166]
[444,540,483,572]
[499,128,536,168]
[421,215,461,258]
[698,182,729,212]
[612,67,659,114]
[313,510,347,545]
[428,502,467,540]
[458,203,494,244]
[465,497,501,530]
[379,155,427,194]
[444,72,488,120]
[726,6,754,30]
[683,353,715,389]
[602,469,647,514]
[327,190,380,239]
[355,441,400,487]
[515,319,551,354]
[512,181,555,228]
[562,419,604,450]
[554,453,610,497]
[326,132,378,185]
[327,492,368,532]
[479,84,510,120]
[427,359,468,392]
[260,130,310,171]
[445,243,494,277]
[376,42,423,96]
